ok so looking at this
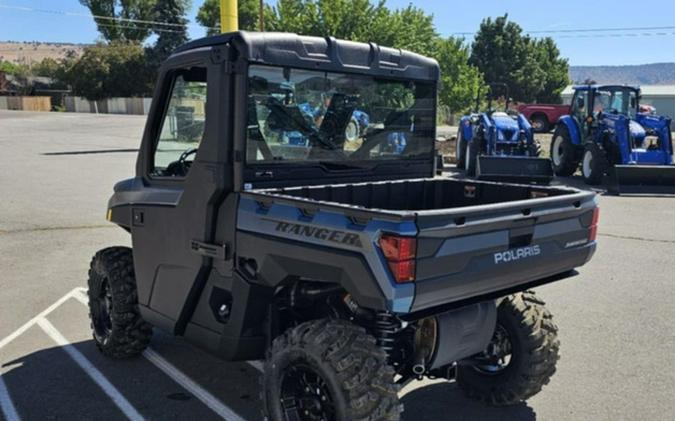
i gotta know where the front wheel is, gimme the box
[456,128,467,169]
[456,291,560,406]
[581,143,607,185]
[344,118,360,143]
[87,247,152,358]
[465,138,479,177]
[262,319,401,421]
[551,125,579,176]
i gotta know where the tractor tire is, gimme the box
[465,138,480,177]
[550,125,579,176]
[456,128,467,169]
[530,115,550,133]
[344,118,360,143]
[456,291,560,406]
[262,319,401,421]
[581,142,608,186]
[87,247,152,359]
[528,140,542,158]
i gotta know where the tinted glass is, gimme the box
[246,65,435,165]
[152,69,207,177]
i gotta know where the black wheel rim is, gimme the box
[92,279,113,343]
[473,324,513,374]
[280,363,336,421]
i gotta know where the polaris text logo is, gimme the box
[494,245,541,264]
[263,218,363,248]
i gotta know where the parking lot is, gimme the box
[1,109,675,421]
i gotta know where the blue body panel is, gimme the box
[600,113,673,165]
[558,115,582,145]
[236,196,417,312]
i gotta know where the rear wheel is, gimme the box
[550,125,578,176]
[456,128,467,169]
[87,247,152,359]
[262,319,401,421]
[581,143,607,185]
[530,115,550,133]
[456,291,559,406]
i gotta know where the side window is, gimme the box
[572,91,589,121]
[152,67,207,177]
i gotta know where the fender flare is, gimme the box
[557,115,582,145]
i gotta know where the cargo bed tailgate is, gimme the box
[411,189,597,312]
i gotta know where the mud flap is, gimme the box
[477,156,553,184]
[611,165,675,195]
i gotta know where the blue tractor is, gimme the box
[551,85,675,193]
[456,83,553,183]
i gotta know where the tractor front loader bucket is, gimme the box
[477,156,554,184]
[611,165,675,195]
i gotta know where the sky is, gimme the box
[1,0,675,66]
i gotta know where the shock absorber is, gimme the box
[373,312,398,358]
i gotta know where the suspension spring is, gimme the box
[373,312,399,358]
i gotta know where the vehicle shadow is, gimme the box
[401,382,536,421]
[0,338,263,420]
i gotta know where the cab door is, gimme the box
[570,89,591,140]
[130,47,235,335]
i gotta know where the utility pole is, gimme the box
[259,0,264,32]
[220,0,238,33]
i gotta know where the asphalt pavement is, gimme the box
[1,110,674,421]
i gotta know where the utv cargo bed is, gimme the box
[239,177,597,314]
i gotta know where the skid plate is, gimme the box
[612,165,675,195]
[477,156,553,184]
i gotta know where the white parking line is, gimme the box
[143,349,246,421]
[0,374,21,421]
[36,318,145,421]
[0,287,86,350]
[73,289,246,421]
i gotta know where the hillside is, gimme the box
[570,63,675,85]
[0,41,86,65]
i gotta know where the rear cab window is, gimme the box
[245,65,435,168]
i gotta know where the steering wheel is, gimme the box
[164,148,198,177]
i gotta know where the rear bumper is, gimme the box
[410,242,595,313]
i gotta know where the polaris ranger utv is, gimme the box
[88,32,598,421]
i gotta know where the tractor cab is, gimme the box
[552,84,675,193]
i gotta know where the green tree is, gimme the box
[147,0,190,67]
[533,37,569,103]
[66,42,154,100]
[196,0,270,35]
[469,15,568,103]
[435,37,484,113]
[79,0,157,43]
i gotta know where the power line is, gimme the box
[452,25,675,38]
[0,3,218,31]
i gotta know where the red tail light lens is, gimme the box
[379,234,417,283]
[589,207,600,241]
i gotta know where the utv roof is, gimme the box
[173,31,440,82]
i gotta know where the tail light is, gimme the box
[379,234,417,283]
[588,207,600,241]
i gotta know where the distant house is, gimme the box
[562,85,675,119]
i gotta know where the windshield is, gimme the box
[246,65,435,166]
[594,87,639,119]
